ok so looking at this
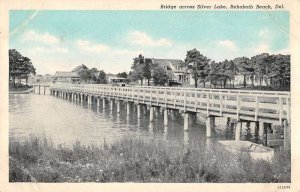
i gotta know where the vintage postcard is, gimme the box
[0,0,300,191]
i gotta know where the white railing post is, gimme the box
[255,95,258,121]
[279,97,282,124]
[236,95,240,121]
[206,93,210,116]
[220,94,223,116]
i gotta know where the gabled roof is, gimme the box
[71,64,88,72]
[54,71,80,78]
[151,58,184,71]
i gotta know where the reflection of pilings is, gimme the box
[110,99,114,111]
[235,122,242,141]
[205,138,213,152]
[103,98,106,109]
[143,105,147,115]
[164,109,168,126]
[127,102,131,115]
[184,112,189,131]
[149,121,154,137]
[183,130,189,146]
[206,116,215,138]
[150,106,154,122]
[97,98,100,107]
[117,100,121,114]
[163,126,168,140]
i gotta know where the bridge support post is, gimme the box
[103,98,106,109]
[235,122,242,141]
[44,85,46,95]
[33,85,36,94]
[38,84,40,94]
[127,102,131,115]
[137,104,141,118]
[206,116,215,137]
[87,96,90,105]
[97,98,100,107]
[150,106,154,122]
[259,121,264,142]
[284,120,291,150]
[110,99,114,111]
[184,112,189,131]
[164,108,168,126]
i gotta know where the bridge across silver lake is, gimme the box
[36,84,291,148]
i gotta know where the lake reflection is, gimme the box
[9,93,212,147]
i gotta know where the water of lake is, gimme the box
[9,93,238,147]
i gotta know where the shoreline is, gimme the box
[9,135,291,183]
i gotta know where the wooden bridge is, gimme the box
[47,83,291,148]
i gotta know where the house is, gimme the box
[52,64,87,84]
[151,59,190,84]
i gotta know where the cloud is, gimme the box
[28,46,69,54]
[127,31,172,47]
[76,40,110,53]
[22,30,60,44]
[253,43,270,54]
[216,40,238,52]
[258,29,269,37]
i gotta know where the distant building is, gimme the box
[52,64,87,84]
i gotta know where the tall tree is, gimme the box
[181,48,210,88]
[9,49,36,87]
[233,57,252,88]
[152,65,169,86]
[79,68,92,83]
[251,53,269,89]
[90,68,99,83]
[116,72,128,79]
[130,54,145,85]
[98,70,107,84]
[266,54,290,87]
[143,58,152,86]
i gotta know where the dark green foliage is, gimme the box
[181,48,210,88]
[9,49,36,87]
[152,65,169,86]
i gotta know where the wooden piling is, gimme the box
[184,112,189,131]
[164,109,168,126]
[206,116,215,137]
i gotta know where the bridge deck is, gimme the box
[49,84,291,124]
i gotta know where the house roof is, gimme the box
[71,64,88,72]
[54,71,80,78]
[152,58,185,71]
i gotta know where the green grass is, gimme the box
[9,135,291,183]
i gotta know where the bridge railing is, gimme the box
[50,84,290,123]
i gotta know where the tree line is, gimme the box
[78,66,129,84]
[9,49,36,87]
[184,49,290,88]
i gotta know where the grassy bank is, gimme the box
[9,135,290,183]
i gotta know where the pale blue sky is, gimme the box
[10,11,289,75]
